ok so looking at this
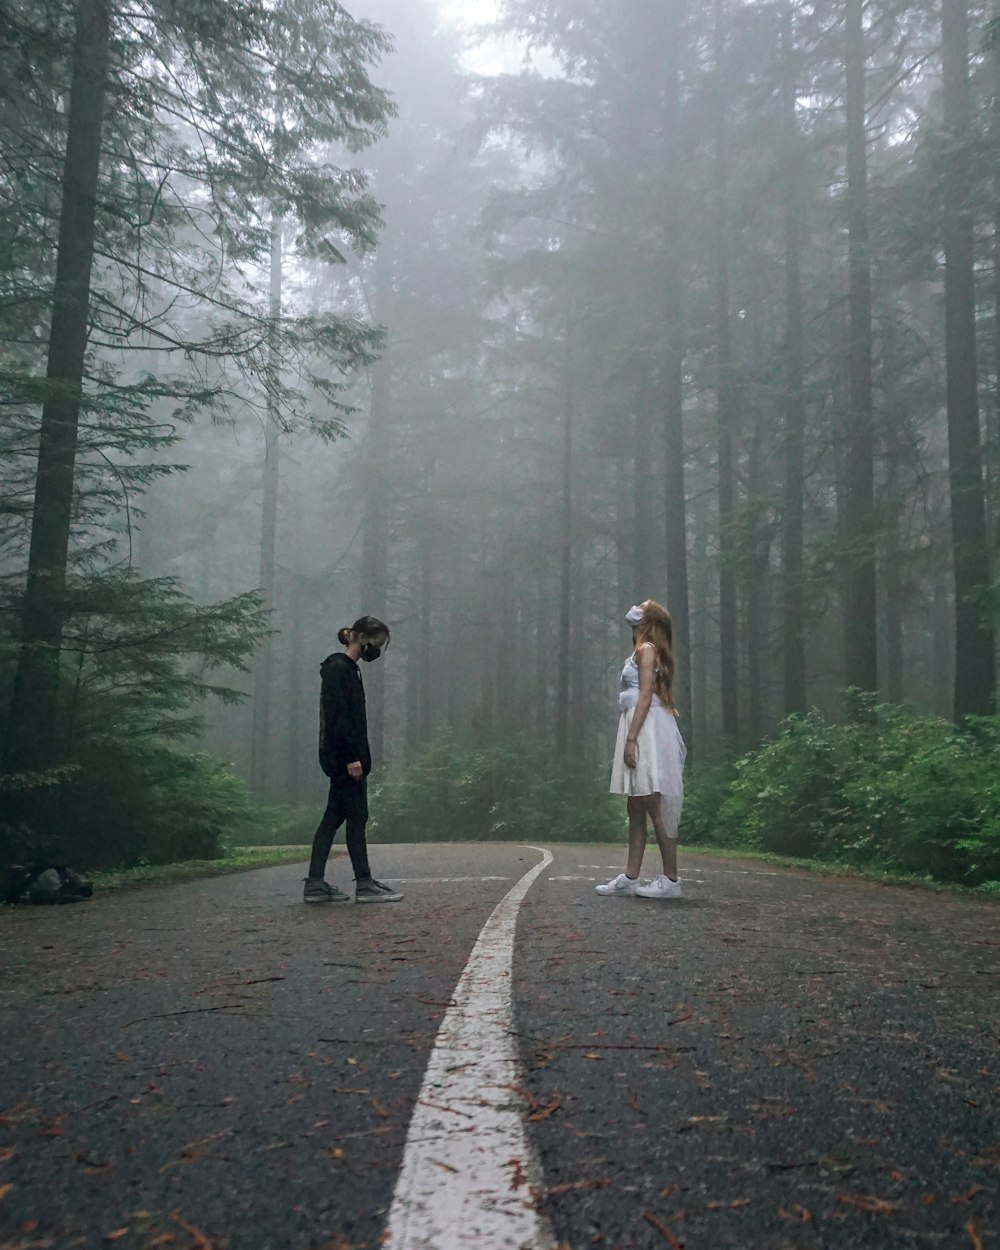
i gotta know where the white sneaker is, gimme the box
[635,874,682,899]
[595,872,642,896]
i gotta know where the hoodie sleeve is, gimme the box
[319,659,368,767]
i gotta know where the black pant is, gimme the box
[308,778,372,882]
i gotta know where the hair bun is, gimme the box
[337,627,352,646]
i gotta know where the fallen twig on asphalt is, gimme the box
[123,1006,253,1027]
[172,1213,220,1248]
[62,1094,119,1117]
[835,1193,900,1214]
[318,1037,400,1048]
[643,1212,682,1247]
[547,1179,612,1195]
[329,1126,393,1142]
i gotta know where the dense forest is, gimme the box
[2,0,999,875]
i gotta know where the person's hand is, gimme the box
[623,739,637,769]
[347,760,363,781]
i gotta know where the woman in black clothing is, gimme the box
[304,615,403,905]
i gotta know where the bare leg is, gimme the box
[625,797,647,879]
[646,794,678,880]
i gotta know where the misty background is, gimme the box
[3,0,999,882]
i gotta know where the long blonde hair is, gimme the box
[634,600,676,711]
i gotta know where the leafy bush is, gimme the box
[689,703,1000,887]
[1,740,254,869]
[876,717,1000,883]
[1,574,268,870]
[369,736,622,843]
[675,762,738,847]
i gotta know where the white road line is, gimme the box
[599,863,776,878]
[695,870,780,880]
[386,846,556,1250]
[383,877,512,884]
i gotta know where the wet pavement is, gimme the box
[2,844,998,1249]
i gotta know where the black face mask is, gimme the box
[360,644,382,664]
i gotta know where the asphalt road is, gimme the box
[2,843,998,1250]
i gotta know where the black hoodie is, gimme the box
[318,653,371,781]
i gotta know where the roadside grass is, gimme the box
[90,845,312,893]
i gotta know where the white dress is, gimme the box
[609,649,687,836]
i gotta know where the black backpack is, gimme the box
[0,864,93,905]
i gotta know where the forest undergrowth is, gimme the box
[666,703,1000,892]
[370,707,1000,893]
[5,703,999,895]
[0,729,315,871]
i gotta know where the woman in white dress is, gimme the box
[597,599,686,899]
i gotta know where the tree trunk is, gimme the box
[992,67,1000,566]
[933,568,953,717]
[555,361,573,755]
[993,213,1000,578]
[714,0,739,745]
[942,0,997,716]
[535,569,549,738]
[993,219,1000,692]
[615,444,633,615]
[498,558,520,737]
[883,518,904,703]
[692,494,710,749]
[250,216,282,799]
[663,348,691,739]
[882,334,905,705]
[744,408,770,744]
[633,366,659,595]
[407,454,434,754]
[284,575,306,801]
[6,0,111,776]
[989,69,1000,698]
[780,0,807,717]
[361,261,392,763]
[745,571,763,742]
[843,0,878,708]
[663,0,692,747]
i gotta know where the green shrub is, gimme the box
[878,718,1000,884]
[369,736,622,843]
[678,763,739,846]
[704,704,1000,886]
[12,741,253,868]
[1,574,268,870]
[1,736,268,870]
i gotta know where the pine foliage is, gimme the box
[0,0,394,865]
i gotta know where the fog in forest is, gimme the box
[3,0,1000,872]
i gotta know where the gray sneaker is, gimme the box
[354,878,404,904]
[303,877,350,904]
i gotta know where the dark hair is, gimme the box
[338,615,390,648]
